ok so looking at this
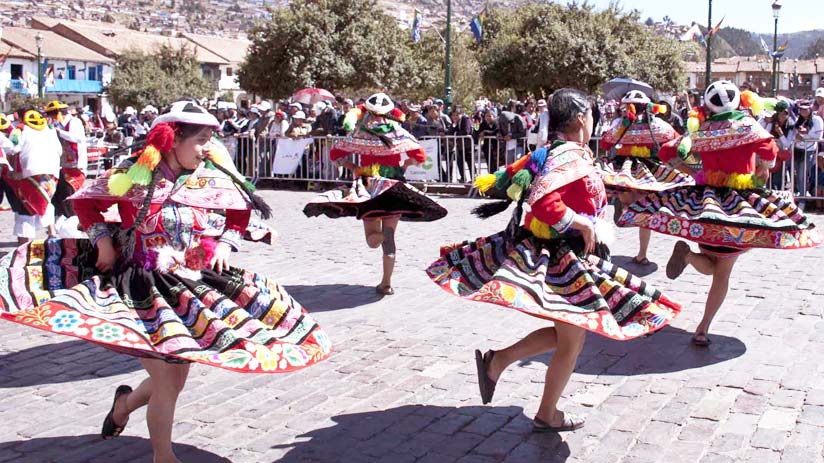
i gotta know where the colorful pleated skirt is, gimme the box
[598,157,694,194]
[427,229,681,340]
[303,176,447,222]
[0,239,331,373]
[618,186,822,251]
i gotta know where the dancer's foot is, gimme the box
[632,256,651,266]
[533,410,584,432]
[666,241,691,280]
[375,284,394,296]
[474,349,498,404]
[101,385,132,439]
[690,332,712,347]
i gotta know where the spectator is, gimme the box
[288,102,302,118]
[656,98,686,135]
[118,106,138,138]
[286,111,312,138]
[336,99,354,135]
[448,106,474,183]
[761,100,795,190]
[103,114,125,148]
[403,104,428,139]
[268,111,288,138]
[815,88,824,121]
[476,109,500,173]
[793,100,824,208]
[497,102,527,164]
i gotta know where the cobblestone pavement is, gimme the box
[1,190,823,463]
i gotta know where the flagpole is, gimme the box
[771,5,780,96]
[444,0,453,113]
[704,0,712,90]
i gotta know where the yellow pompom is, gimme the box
[687,117,700,134]
[474,174,497,193]
[506,183,523,201]
[528,216,554,239]
[108,172,134,196]
[750,98,765,117]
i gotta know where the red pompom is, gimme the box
[146,122,176,154]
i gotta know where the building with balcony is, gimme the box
[686,56,824,98]
[181,32,251,106]
[0,26,114,111]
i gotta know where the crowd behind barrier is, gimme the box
[221,133,824,201]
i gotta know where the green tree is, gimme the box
[107,44,212,109]
[801,37,824,59]
[238,0,441,100]
[477,3,687,95]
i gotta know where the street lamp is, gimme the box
[705,0,713,89]
[771,0,781,97]
[444,0,453,113]
[35,31,43,99]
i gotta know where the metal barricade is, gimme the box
[775,138,824,201]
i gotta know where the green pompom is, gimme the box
[677,136,692,160]
[494,170,510,190]
[506,184,523,201]
[108,172,133,196]
[127,164,153,186]
[511,169,532,189]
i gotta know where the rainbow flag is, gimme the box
[772,40,789,58]
[704,16,724,40]
[470,9,485,44]
[411,9,423,43]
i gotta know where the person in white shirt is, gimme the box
[792,100,823,202]
[45,101,88,218]
[4,108,62,243]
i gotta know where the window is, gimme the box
[97,64,103,81]
[226,67,233,77]
[88,66,97,81]
[67,65,76,80]
[10,64,22,79]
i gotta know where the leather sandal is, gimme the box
[474,349,498,405]
[532,412,585,433]
[101,385,132,440]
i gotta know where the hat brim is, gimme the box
[152,111,220,129]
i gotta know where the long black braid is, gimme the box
[208,160,273,220]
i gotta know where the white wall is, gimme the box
[218,63,240,92]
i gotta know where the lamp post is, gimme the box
[704,0,712,89]
[443,0,453,113]
[771,1,781,97]
[35,31,43,99]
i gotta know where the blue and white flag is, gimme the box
[411,9,422,43]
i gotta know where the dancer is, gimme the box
[619,81,822,346]
[599,90,694,265]
[45,100,88,218]
[304,93,447,295]
[428,89,681,431]
[0,113,16,207]
[2,108,62,244]
[0,101,331,463]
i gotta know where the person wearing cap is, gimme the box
[118,106,139,138]
[402,103,428,139]
[139,105,158,136]
[792,99,824,206]
[814,88,824,120]
[288,102,302,117]
[760,99,795,190]
[44,100,88,218]
[0,100,331,463]
[3,106,62,243]
[336,99,354,135]
[286,110,312,138]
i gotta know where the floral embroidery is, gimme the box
[48,310,82,332]
[667,219,682,235]
[689,224,704,238]
[92,323,126,342]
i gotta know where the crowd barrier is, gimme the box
[214,134,824,201]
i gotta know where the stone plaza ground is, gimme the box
[1,189,823,463]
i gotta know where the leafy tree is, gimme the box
[801,37,824,59]
[477,3,687,95]
[107,44,212,109]
[238,0,441,100]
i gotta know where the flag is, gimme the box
[411,9,422,43]
[772,40,788,58]
[470,8,485,44]
[679,23,701,42]
[45,64,55,88]
[759,36,771,55]
[704,16,724,40]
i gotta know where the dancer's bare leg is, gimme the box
[487,327,559,382]
[635,228,651,262]
[140,359,190,463]
[363,219,383,249]
[534,323,586,426]
[379,216,399,289]
[694,255,739,340]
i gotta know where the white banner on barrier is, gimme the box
[272,138,313,174]
[404,138,440,181]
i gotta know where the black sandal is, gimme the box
[474,349,498,405]
[101,385,132,440]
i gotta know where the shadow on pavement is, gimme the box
[284,284,384,312]
[269,404,571,463]
[610,255,659,277]
[0,340,142,388]
[515,325,746,375]
[0,435,230,462]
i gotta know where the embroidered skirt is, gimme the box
[303,176,447,222]
[0,239,331,373]
[598,157,694,194]
[618,186,822,250]
[426,229,681,340]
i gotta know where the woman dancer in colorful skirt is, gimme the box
[598,90,694,265]
[0,101,331,463]
[304,93,447,295]
[427,89,681,432]
[619,81,822,346]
